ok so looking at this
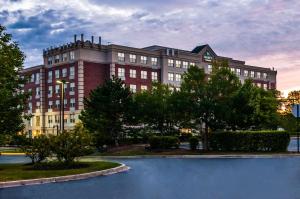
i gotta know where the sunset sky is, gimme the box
[0,0,299,95]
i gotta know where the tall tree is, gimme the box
[0,25,28,135]
[79,76,132,147]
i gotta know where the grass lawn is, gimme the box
[0,147,23,153]
[0,161,120,182]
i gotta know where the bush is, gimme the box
[20,135,51,164]
[209,131,290,152]
[189,136,199,150]
[149,136,180,150]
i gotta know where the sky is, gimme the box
[0,0,299,95]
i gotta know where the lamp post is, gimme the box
[56,80,69,133]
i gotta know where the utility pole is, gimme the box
[56,80,69,133]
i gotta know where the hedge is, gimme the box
[149,136,180,150]
[209,131,290,152]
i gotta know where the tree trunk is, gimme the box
[203,123,209,151]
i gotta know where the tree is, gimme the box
[0,25,29,135]
[79,76,132,147]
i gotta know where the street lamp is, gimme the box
[56,80,69,133]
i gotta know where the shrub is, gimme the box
[209,131,290,152]
[20,135,51,164]
[149,136,180,150]
[189,136,199,150]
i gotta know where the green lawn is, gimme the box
[0,161,120,182]
[0,147,23,153]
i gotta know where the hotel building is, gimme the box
[21,34,277,136]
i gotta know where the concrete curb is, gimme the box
[0,164,130,189]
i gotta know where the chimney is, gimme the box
[91,36,94,44]
[74,34,77,43]
[81,34,84,42]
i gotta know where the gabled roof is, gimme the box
[191,45,208,53]
[191,44,217,57]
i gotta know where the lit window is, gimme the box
[250,71,255,78]
[118,52,125,62]
[35,73,40,84]
[55,55,60,63]
[36,116,40,127]
[130,69,136,78]
[70,98,75,108]
[151,57,158,66]
[175,60,181,68]
[63,53,68,61]
[208,65,212,73]
[230,68,235,73]
[48,57,53,65]
[130,84,137,93]
[175,74,181,82]
[55,70,60,78]
[48,71,52,83]
[48,115,53,124]
[257,72,261,79]
[263,73,267,79]
[55,85,60,94]
[168,73,174,81]
[168,59,174,67]
[141,85,147,91]
[169,87,174,92]
[70,51,75,60]
[70,114,75,123]
[236,68,241,76]
[151,72,158,81]
[70,66,75,79]
[118,68,125,80]
[48,86,52,96]
[257,83,261,88]
[175,87,180,91]
[190,62,195,67]
[141,71,147,79]
[244,70,248,77]
[62,68,67,77]
[263,83,268,90]
[129,54,136,63]
[48,101,53,109]
[70,82,75,93]
[182,61,188,69]
[141,56,147,64]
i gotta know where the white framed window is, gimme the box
[182,61,188,69]
[55,85,60,94]
[250,71,255,78]
[64,99,68,105]
[63,53,68,61]
[141,71,147,79]
[55,70,60,78]
[257,72,261,79]
[141,56,147,64]
[168,59,174,67]
[263,73,267,79]
[129,69,136,78]
[70,51,75,60]
[48,115,53,124]
[129,54,136,63]
[168,73,174,81]
[35,73,40,84]
[48,57,53,65]
[31,74,35,82]
[48,71,52,83]
[64,83,68,92]
[151,72,158,81]
[48,101,53,109]
[70,66,75,79]
[236,68,241,76]
[244,70,248,77]
[62,68,67,77]
[263,83,268,90]
[70,114,75,123]
[118,52,125,62]
[141,85,147,91]
[55,55,60,63]
[151,57,158,66]
[55,100,60,108]
[208,64,212,73]
[70,82,75,93]
[130,84,136,93]
[190,62,195,67]
[175,74,181,82]
[48,86,53,96]
[118,68,125,80]
[175,60,181,68]
[55,115,60,123]
[70,98,75,108]
[35,87,40,98]
[257,83,261,88]
[230,68,235,73]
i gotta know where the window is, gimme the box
[151,72,158,81]
[28,89,32,100]
[48,115,53,124]
[63,53,68,61]
[250,71,255,78]
[129,54,136,63]
[168,73,174,81]
[169,87,174,92]
[208,65,212,73]
[35,73,40,84]
[130,84,137,93]
[55,55,60,63]
[48,71,52,83]
[141,85,147,91]
[55,115,60,123]
[190,62,195,67]
[175,87,180,91]
[48,57,53,65]
[55,100,60,109]
[70,98,75,108]
[55,85,60,94]
[244,70,248,77]
[36,116,40,127]
[118,68,125,80]
[28,102,32,110]
[236,68,241,76]
[168,59,174,67]
[36,101,40,109]
[129,69,136,78]
[230,68,235,73]
[257,72,261,79]
[55,70,60,78]
[263,83,268,90]
[70,66,75,79]
[48,86,52,96]
[175,74,181,82]
[70,114,75,123]
[62,68,67,77]
[70,51,75,60]
[70,82,75,93]
[175,60,181,68]
[141,56,147,64]
[31,74,35,82]
[257,83,261,88]
[182,61,188,69]
[263,73,267,79]
[35,87,40,98]
[64,83,67,92]
[151,57,158,66]
[141,71,147,79]
[64,99,68,106]
[48,101,53,109]
[117,52,125,62]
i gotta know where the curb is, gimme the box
[0,153,25,156]
[0,164,130,189]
